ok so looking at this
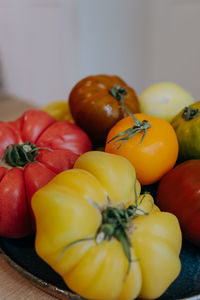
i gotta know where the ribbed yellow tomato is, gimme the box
[32,151,182,300]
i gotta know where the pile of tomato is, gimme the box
[0,74,199,300]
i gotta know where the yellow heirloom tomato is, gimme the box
[32,151,182,300]
[43,100,74,123]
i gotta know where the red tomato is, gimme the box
[0,110,92,238]
[157,160,200,246]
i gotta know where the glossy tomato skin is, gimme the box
[69,74,140,145]
[0,168,32,237]
[171,101,200,161]
[0,110,92,238]
[105,113,179,185]
[157,160,200,246]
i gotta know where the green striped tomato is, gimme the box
[171,101,200,161]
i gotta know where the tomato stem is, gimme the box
[96,202,148,277]
[109,85,127,107]
[1,141,53,167]
[107,106,151,149]
[182,106,199,121]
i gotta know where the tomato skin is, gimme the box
[69,74,140,145]
[171,101,200,161]
[37,149,79,174]
[10,109,56,143]
[37,121,91,155]
[105,113,179,185]
[42,100,74,123]
[139,82,194,122]
[157,160,200,246]
[0,168,32,237]
[0,123,20,157]
[24,162,56,230]
[0,109,92,238]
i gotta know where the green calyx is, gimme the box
[58,178,150,278]
[182,106,199,121]
[1,141,53,167]
[109,85,127,107]
[95,205,140,275]
[107,107,151,149]
[59,186,149,278]
[59,202,148,277]
[109,86,151,149]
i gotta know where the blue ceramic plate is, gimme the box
[0,235,200,300]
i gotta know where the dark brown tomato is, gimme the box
[69,74,140,145]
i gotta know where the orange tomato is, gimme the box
[105,113,179,185]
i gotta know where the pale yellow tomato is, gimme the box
[139,82,194,122]
[42,100,74,123]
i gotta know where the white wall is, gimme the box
[76,0,148,93]
[0,0,200,106]
[0,0,148,106]
[0,0,79,105]
[142,0,200,100]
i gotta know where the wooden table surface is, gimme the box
[0,93,55,299]
[0,253,55,300]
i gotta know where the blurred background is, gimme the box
[0,0,200,106]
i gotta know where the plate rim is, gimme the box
[0,247,83,300]
[0,247,200,300]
